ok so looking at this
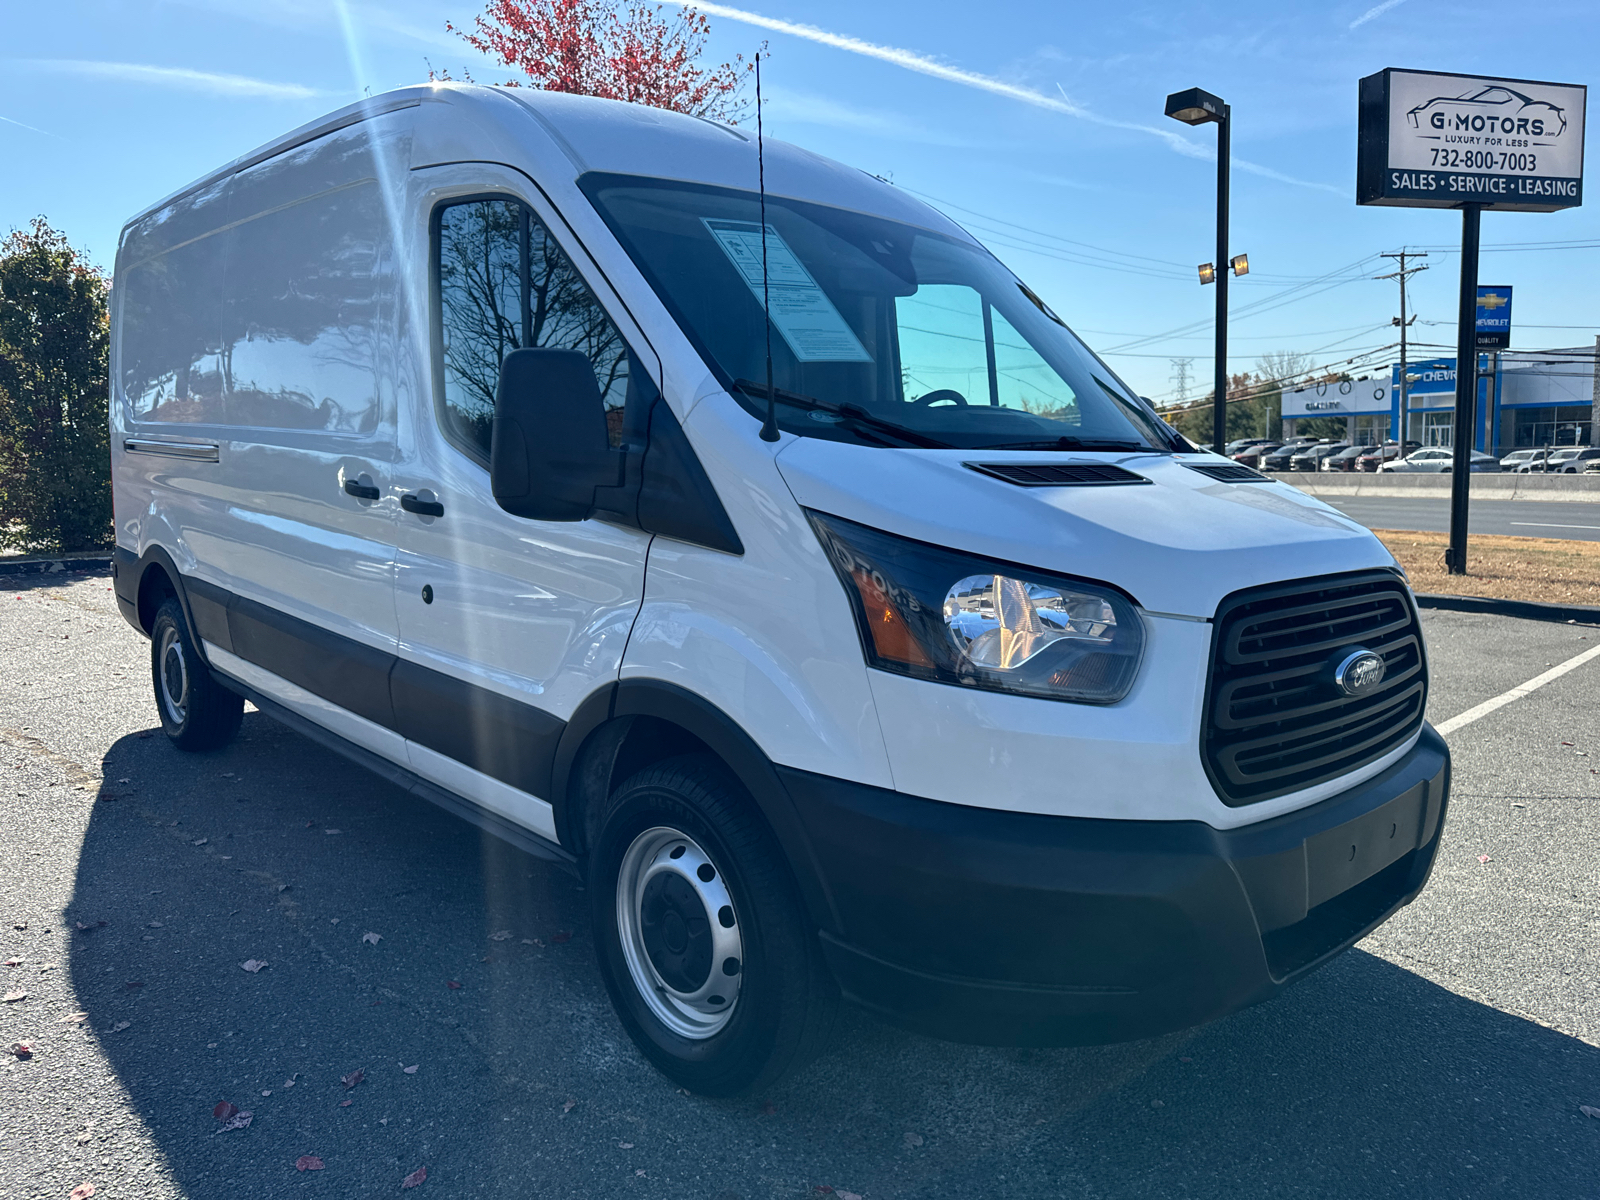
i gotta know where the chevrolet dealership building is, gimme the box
[1281,343,1597,454]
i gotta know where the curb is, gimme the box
[0,555,112,578]
[1415,592,1600,625]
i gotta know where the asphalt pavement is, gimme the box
[2,572,1599,1200]
[1304,494,1600,542]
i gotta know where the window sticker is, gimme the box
[702,218,872,363]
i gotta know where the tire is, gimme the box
[150,596,243,751]
[590,754,837,1096]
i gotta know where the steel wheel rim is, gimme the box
[616,826,743,1040]
[158,626,189,726]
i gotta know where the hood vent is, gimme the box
[966,462,1151,487]
[1183,462,1272,483]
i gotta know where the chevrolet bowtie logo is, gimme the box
[1481,292,1509,310]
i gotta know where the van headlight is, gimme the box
[807,511,1145,704]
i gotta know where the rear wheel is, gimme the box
[591,755,837,1096]
[150,597,243,751]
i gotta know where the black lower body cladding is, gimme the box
[781,725,1449,1046]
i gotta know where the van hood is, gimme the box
[774,441,1397,619]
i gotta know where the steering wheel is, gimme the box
[912,388,969,407]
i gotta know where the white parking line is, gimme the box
[1436,642,1600,736]
[1510,521,1600,531]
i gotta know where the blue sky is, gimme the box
[3,0,1596,400]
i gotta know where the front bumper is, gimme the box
[780,723,1449,1046]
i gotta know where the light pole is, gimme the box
[1166,87,1237,455]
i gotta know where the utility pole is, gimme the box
[1376,250,1427,453]
[1169,358,1195,405]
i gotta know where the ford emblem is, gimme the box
[1334,648,1387,697]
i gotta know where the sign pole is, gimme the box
[1447,204,1482,575]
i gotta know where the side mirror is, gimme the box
[490,348,616,521]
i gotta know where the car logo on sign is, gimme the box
[1334,649,1387,697]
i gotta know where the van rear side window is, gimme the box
[433,198,629,462]
[119,238,226,424]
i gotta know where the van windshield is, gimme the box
[580,173,1172,452]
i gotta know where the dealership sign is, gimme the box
[1476,285,1512,349]
[1358,69,1586,211]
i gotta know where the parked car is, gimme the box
[1322,445,1369,472]
[1223,438,1276,457]
[1260,443,1312,472]
[1290,442,1349,471]
[1356,441,1420,472]
[1230,442,1281,468]
[107,84,1450,1095]
[1530,447,1600,473]
[1497,448,1537,470]
[1510,447,1585,473]
[1382,448,1501,472]
[1586,458,1600,474]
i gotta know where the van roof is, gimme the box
[121,84,969,249]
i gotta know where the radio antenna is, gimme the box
[755,52,780,443]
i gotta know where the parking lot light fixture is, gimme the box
[1198,262,1216,284]
[1166,87,1232,456]
[1230,253,1249,277]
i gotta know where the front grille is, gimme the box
[1183,462,1272,483]
[966,462,1150,487]
[1203,571,1426,805]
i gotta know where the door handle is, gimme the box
[343,478,380,501]
[401,492,445,518]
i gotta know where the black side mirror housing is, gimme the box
[490,348,617,521]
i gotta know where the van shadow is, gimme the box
[68,712,1600,1199]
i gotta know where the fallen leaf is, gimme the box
[481,956,493,963]
[75,1130,91,1145]
[61,1012,87,1025]
[362,932,381,946]
[403,1064,418,1074]
[1477,855,1491,864]
[903,1131,923,1148]
[192,838,208,847]
[3,991,27,1003]
[284,1074,299,1087]
[10,1042,32,1059]
[1582,1104,1600,1119]
[446,980,461,990]
[837,1192,862,1200]
[214,1109,253,1134]
[276,884,290,893]
[213,1101,239,1121]
[146,921,163,929]
[489,930,512,941]
[562,1098,576,1114]
[550,931,571,944]
[339,1099,352,1107]
[295,1155,324,1171]
[240,959,267,973]
[401,1165,427,1188]
[341,1068,364,1090]
[110,1021,130,1033]
[521,938,537,946]
[261,1090,271,1097]
[69,1184,95,1199]
[618,1141,634,1149]
[118,778,130,785]
[636,1170,646,1177]
[330,918,340,925]
[3,958,20,967]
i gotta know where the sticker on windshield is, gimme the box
[702,219,872,363]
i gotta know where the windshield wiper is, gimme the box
[980,436,1154,452]
[732,380,954,449]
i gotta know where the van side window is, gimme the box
[219,180,385,434]
[119,238,227,424]
[434,199,628,462]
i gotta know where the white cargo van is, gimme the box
[110,85,1449,1095]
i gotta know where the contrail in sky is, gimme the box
[667,1,1341,193]
[0,113,55,136]
[30,60,320,100]
[1350,0,1409,30]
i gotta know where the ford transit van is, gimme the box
[109,85,1450,1095]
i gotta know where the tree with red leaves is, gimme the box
[444,0,754,123]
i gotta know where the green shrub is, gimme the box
[0,218,111,554]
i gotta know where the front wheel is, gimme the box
[590,755,837,1096]
[150,597,243,751]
